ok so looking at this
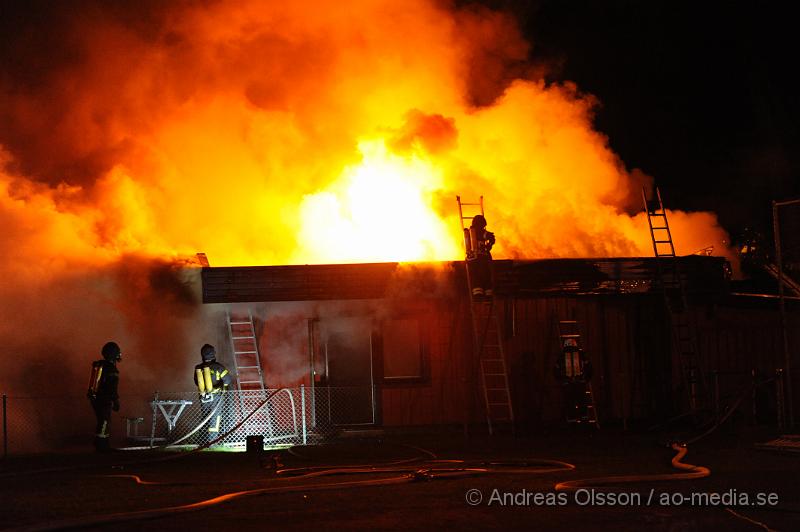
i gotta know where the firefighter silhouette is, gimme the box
[554,338,593,423]
[465,214,495,300]
[87,341,122,452]
[194,344,233,445]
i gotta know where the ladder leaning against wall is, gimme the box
[642,186,708,416]
[226,310,274,436]
[456,195,514,435]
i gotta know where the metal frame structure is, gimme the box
[642,186,707,415]
[773,197,800,428]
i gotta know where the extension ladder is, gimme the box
[642,186,707,414]
[226,310,274,438]
[556,320,599,427]
[456,195,514,434]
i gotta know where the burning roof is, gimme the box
[202,257,729,303]
[0,1,734,396]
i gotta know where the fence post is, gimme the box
[3,394,7,459]
[150,391,159,448]
[301,385,307,445]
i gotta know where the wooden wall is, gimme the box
[376,294,798,429]
[250,294,798,429]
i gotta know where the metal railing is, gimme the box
[144,388,304,449]
[0,386,378,456]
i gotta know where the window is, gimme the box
[382,318,425,381]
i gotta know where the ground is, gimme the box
[2,425,798,531]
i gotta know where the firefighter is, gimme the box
[194,344,233,445]
[554,338,594,423]
[466,214,495,300]
[87,341,122,452]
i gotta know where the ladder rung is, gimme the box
[236,365,261,370]
[239,380,264,384]
[233,335,256,340]
[229,321,252,325]
[234,350,259,355]
[560,334,580,338]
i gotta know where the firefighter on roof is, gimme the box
[194,344,233,445]
[466,214,495,300]
[87,341,122,452]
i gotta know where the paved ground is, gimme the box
[2,424,799,531]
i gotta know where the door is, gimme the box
[315,317,376,426]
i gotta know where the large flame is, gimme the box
[0,0,733,400]
[0,0,730,268]
[297,139,460,263]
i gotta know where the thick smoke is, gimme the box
[0,1,733,448]
[1,0,730,264]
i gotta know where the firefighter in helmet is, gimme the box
[554,337,593,423]
[194,344,233,445]
[87,341,122,452]
[466,214,495,300]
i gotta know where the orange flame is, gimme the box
[0,0,738,404]
[0,0,732,269]
[297,139,460,263]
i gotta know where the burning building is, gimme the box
[0,1,795,450]
[198,252,796,436]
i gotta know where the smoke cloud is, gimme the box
[0,1,733,448]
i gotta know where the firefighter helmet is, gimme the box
[471,214,487,229]
[201,344,216,362]
[101,341,121,361]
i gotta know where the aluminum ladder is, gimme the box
[226,310,274,438]
[456,195,514,434]
[642,186,707,414]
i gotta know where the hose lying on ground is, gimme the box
[8,438,716,531]
[73,388,288,472]
[554,443,710,491]
[11,456,577,531]
[0,389,285,479]
[10,475,415,532]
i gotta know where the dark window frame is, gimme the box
[376,314,430,386]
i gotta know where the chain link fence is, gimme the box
[1,386,378,456]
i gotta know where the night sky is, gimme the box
[3,1,798,245]
[508,0,799,240]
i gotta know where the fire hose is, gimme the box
[0,388,284,478]
[6,440,724,532]
[12,379,789,531]
[554,443,710,491]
